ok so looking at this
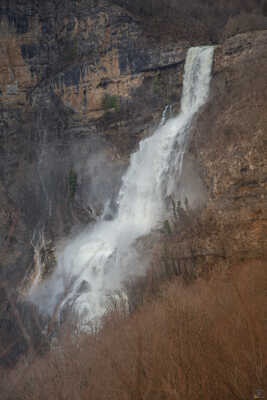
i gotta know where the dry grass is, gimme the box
[1,258,266,400]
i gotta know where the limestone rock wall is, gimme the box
[0,0,187,286]
[173,30,267,272]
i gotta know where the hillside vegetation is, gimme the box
[114,0,267,43]
[1,257,266,400]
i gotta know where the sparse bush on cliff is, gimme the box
[61,38,79,64]
[102,93,120,112]
[68,168,77,199]
[152,73,164,95]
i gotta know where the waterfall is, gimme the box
[31,46,214,323]
[29,229,45,294]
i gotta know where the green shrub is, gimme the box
[102,94,120,112]
[62,39,78,64]
[68,168,77,199]
[152,73,163,95]
[163,219,172,235]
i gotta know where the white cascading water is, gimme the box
[31,46,214,322]
[29,229,45,295]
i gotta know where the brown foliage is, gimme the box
[1,259,266,400]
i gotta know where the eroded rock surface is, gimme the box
[0,0,187,286]
[172,30,267,273]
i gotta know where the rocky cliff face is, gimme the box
[197,30,267,262]
[0,0,266,292]
[163,30,267,275]
[0,0,187,287]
